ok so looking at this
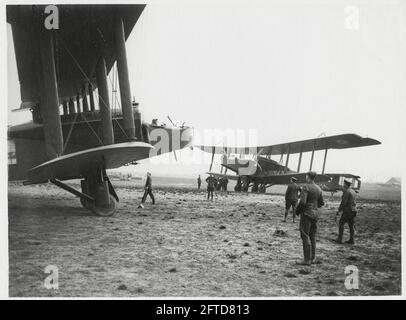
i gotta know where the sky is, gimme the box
[7,0,406,182]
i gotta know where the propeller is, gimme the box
[167,115,176,127]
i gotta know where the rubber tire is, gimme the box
[90,194,118,217]
[80,197,93,211]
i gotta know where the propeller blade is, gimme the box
[167,115,176,127]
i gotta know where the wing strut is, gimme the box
[297,148,303,173]
[309,140,315,170]
[50,179,94,202]
[322,148,328,174]
[284,145,290,173]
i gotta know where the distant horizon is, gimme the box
[108,167,400,185]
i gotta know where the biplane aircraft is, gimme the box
[197,134,380,193]
[7,5,193,216]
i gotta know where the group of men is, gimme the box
[284,172,357,265]
[138,172,229,206]
[138,170,357,266]
[198,174,229,200]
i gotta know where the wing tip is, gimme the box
[363,137,381,146]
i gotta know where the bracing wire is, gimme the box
[110,62,116,113]
[107,62,123,116]
[57,35,131,141]
[79,113,105,146]
[62,112,79,154]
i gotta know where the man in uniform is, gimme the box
[206,174,216,200]
[283,177,300,223]
[296,171,324,265]
[335,179,357,244]
[222,177,229,191]
[197,175,202,190]
[242,177,249,192]
[216,177,222,191]
[235,176,242,192]
[140,172,155,206]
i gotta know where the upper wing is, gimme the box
[196,133,381,156]
[27,142,153,183]
[7,4,145,106]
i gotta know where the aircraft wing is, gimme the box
[27,142,153,183]
[258,172,331,185]
[325,173,361,179]
[7,4,145,106]
[195,133,381,156]
[206,172,239,181]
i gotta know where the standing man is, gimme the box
[197,175,202,190]
[222,177,229,191]
[296,171,324,265]
[335,179,357,244]
[235,176,242,192]
[140,172,155,206]
[283,177,300,223]
[216,178,222,191]
[242,177,249,192]
[206,174,216,200]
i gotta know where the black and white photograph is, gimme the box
[2,0,405,301]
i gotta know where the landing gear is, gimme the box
[235,176,251,192]
[80,169,119,217]
[79,189,118,216]
[89,194,117,216]
[80,197,92,211]
[80,194,117,216]
[50,176,118,216]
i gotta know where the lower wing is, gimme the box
[205,172,239,181]
[27,142,154,183]
[258,172,331,185]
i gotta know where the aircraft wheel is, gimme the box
[90,194,118,217]
[80,197,93,211]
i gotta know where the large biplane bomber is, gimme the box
[7,4,381,216]
[197,133,379,194]
[7,5,193,216]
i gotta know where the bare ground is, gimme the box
[8,181,401,297]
